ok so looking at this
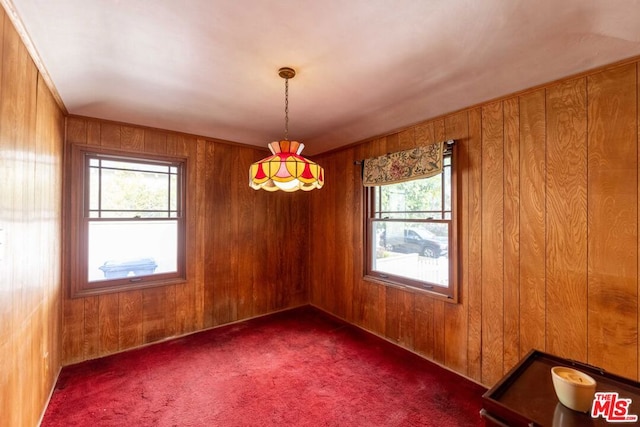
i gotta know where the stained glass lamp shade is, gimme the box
[249,140,324,192]
[249,67,324,192]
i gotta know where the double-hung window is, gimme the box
[364,141,458,300]
[68,144,186,297]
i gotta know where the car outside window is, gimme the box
[365,150,457,300]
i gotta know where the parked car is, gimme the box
[380,229,448,258]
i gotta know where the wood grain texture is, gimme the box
[209,143,238,325]
[503,97,521,372]
[344,146,358,323]
[0,8,64,426]
[481,101,505,385]
[118,290,143,349]
[444,111,469,374]
[414,294,435,359]
[98,293,120,354]
[385,287,415,348]
[466,107,483,383]
[332,150,351,320]
[170,134,197,334]
[545,78,588,360]
[519,89,547,358]
[83,297,99,359]
[142,287,168,343]
[587,63,638,379]
[432,120,447,365]
[236,148,257,320]
[193,139,207,330]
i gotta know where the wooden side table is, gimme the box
[481,350,640,426]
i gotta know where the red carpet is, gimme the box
[42,306,486,426]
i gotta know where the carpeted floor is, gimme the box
[42,306,486,426]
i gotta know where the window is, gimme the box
[365,145,458,300]
[68,144,186,297]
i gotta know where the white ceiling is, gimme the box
[7,0,640,154]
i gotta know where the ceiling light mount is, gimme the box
[278,67,296,80]
[248,66,324,192]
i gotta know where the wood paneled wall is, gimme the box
[0,8,65,427]
[310,60,640,387]
[62,117,309,365]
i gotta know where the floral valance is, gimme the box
[362,140,448,186]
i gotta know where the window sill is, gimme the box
[363,274,458,304]
[70,276,187,299]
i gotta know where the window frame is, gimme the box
[364,144,459,302]
[67,144,187,298]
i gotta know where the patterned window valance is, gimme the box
[362,140,450,186]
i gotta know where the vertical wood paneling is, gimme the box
[36,72,63,416]
[322,154,338,311]
[481,101,505,385]
[66,117,86,143]
[2,14,45,424]
[519,90,547,357]
[432,120,447,365]
[467,108,483,383]
[344,147,358,323]
[587,64,638,379]
[121,126,144,151]
[118,291,143,349]
[349,144,366,327]
[202,141,217,327]
[546,78,588,360]
[0,7,64,425]
[503,97,521,372]
[443,111,469,374]
[168,134,196,334]
[385,287,415,348]
[328,152,353,318]
[83,297,99,359]
[236,148,256,319]
[142,287,168,343]
[194,139,207,330]
[414,294,435,359]
[98,293,119,354]
[210,143,238,325]
[100,122,121,148]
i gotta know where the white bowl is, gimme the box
[551,366,597,412]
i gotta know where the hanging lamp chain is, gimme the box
[284,77,289,141]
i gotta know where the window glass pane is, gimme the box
[383,212,447,220]
[372,220,449,287]
[89,166,100,211]
[88,220,178,282]
[170,174,178,212]
[444,164,451,211]
[378,175,443,214]
[100,159,171,174]
[88,156,178,218]
[91,211,177,219]
[100,169,170,213]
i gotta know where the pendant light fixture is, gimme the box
[249,67,324,192]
